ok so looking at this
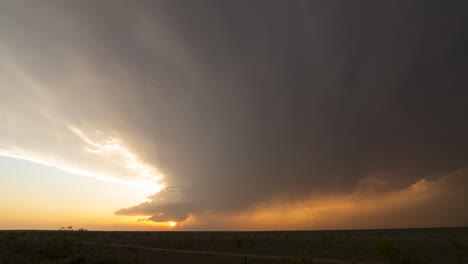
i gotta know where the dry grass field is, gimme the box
[0,227,466,264]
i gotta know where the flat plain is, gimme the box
[0,227,466,264]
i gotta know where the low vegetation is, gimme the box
[0,227,466,264]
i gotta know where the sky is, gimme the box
[1,0,468,231]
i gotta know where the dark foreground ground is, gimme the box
[0,227,466,264]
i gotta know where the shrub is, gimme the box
[449,239,464,249]
[234,235,243,248]
[209,233,217,243]
[321,234,335,249]
[372,239,398,262]
[70,254,87,264]
[247,234,257,246]
[296,247,315,264]
[183,234,194,249]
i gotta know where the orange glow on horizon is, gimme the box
[168,221,177,227]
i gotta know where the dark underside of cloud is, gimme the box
[1,1,468,228]
[112,1,468,226]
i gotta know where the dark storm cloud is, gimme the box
[117,0,468,222]
[115,187,196,222]
[1,1,467,226]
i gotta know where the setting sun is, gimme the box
[168,221,177,227]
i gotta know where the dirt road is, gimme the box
[84,241,386,264]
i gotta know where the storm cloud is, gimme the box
[1,0,468,229]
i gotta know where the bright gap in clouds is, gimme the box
[68,125,165,188]
[0,125,165,197]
